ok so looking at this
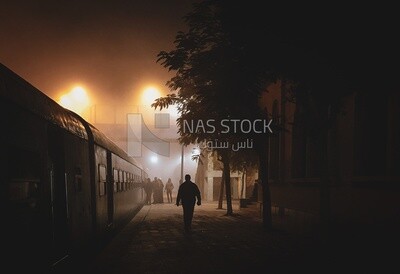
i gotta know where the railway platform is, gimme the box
[57,199,395,273]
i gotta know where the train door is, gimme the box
[48,126,69,266]
[5,146,44,271]
[106,152,114,227]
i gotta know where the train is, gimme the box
[0,63,148,272]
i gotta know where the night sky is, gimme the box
[0,0,196,105]
[1,1,398,106]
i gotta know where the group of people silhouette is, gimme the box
[144,177,175,204]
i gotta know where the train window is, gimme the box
[9,180,39,202]
[113,168,118,193]
[125,172,129,191]
[126,173,129,190]
[122,170,125,191]
[118,170,122,192]
[8,179,40,234]
[128,173,132,190]
[121,171,125,191]
[124,173,127,190]
[98,165,107,196]
[75,167,83,193]
[7,146,41,209]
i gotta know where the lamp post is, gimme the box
[180,144,184,185]
[180,145,200,184]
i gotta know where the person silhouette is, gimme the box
[165,178,174,203]
[144,178,152,205]
[176,174,201,233]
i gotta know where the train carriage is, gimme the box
[91,124,145,241]
[0,63,146,273]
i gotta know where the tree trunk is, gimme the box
[223,156,233,215]
[259,138,272,230]
[240,168,245,198]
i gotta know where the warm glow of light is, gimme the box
[60,94,73,109]
[142,86,161,107]
[71,86,89,104]
[58,86,90,115]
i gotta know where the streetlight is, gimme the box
[180,145,200,185]
[59,86,90,117]
[142,86,161,107]
[180,144,184,185]
[150,155,158,163]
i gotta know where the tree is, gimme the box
[153,0,399,236]
[153,0,372,227]
[250,2,398,238]
[152,0,275,218]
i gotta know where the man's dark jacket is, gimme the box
[176,180,201,206]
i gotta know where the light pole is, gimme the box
[180,144,184,184]
[180,145,200,184]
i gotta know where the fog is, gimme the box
[0,0,195,105]
[0,1,199,185]
[92,103,198,190]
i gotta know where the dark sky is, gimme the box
[0,0,196,104]
[1,1,398,106]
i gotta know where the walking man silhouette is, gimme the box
[176,174,201,233]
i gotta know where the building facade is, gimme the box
[195,80,400,233]
[261,80,400,232]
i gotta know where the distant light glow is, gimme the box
[59,86,90,115]
[150,155,158,163]
[60,95,73,108]
[71,87,89,103]
[142,86,161,106]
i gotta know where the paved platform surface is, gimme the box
[58,200,397,273]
